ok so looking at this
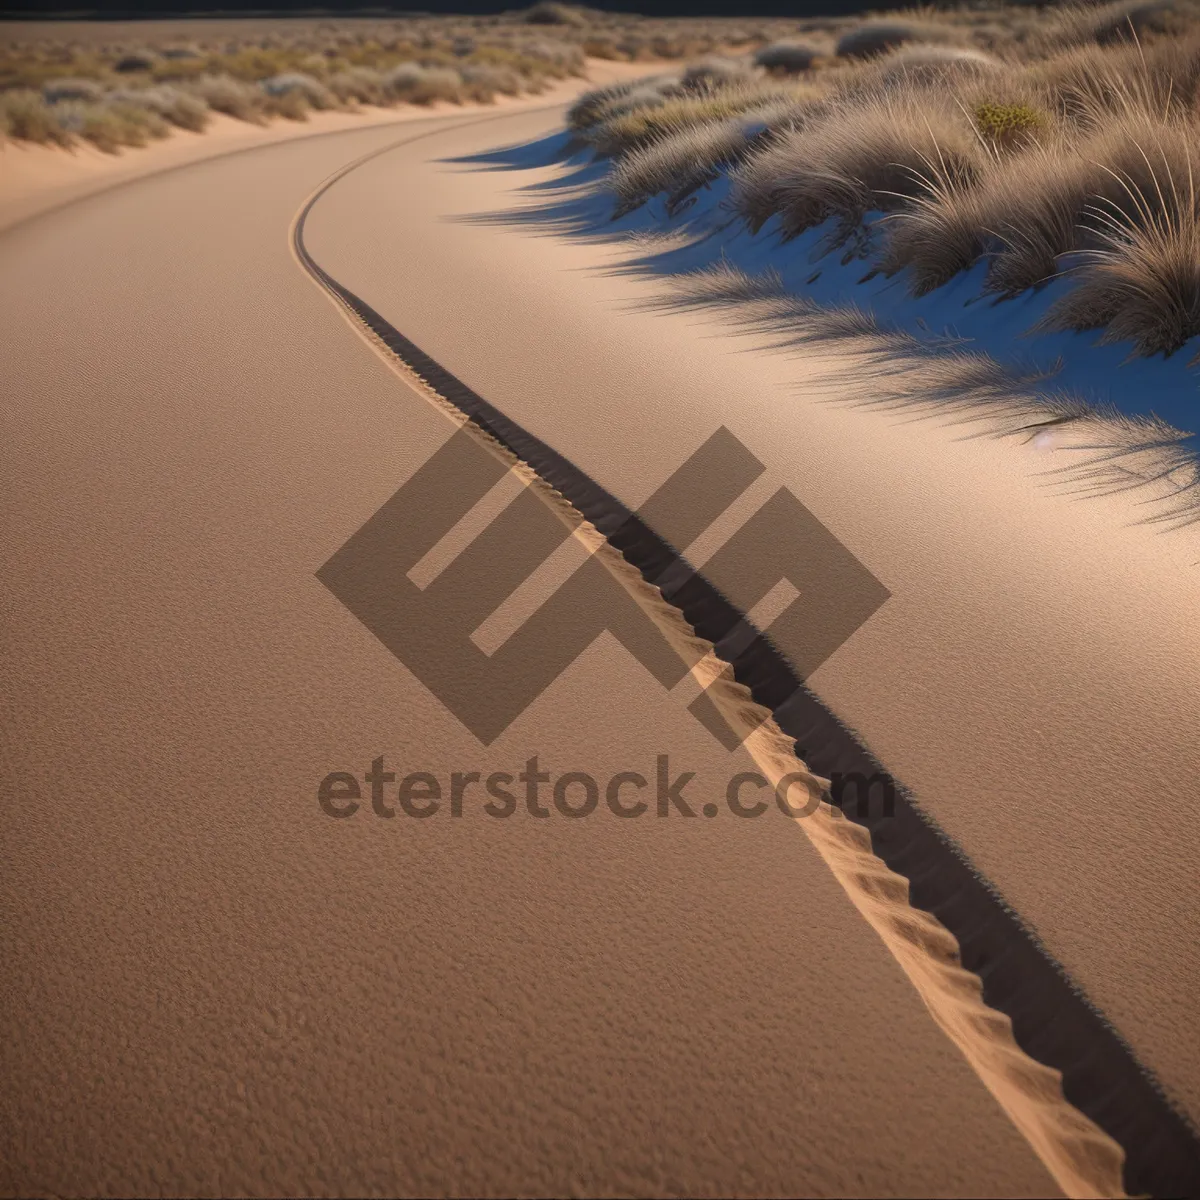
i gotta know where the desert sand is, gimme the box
[0,77,1194,1200]
[300,106,1200,1186]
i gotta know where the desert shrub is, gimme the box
[186,74,267,122]
[754,42,819,74]
[589,81,800,157]
[974,100,1048,149]
[42,77,104,103]
[460,62,523,100]
[680,55,753,90]
[0,88,72,144]
[384,63,463,104]
[583,37,622,60]
[264,88,310,120]
[835,20,955,60]
[150,54,212,83]
[732,89,984,239]
[114,50,157,73]
[871,44,1004,88]
[516,38,586,76]
[328,66,388,105]
[108,84,210,131]
[211,47,314,84]
[260,71,337,110]
[517,2,589,26]
[52,98,169,151]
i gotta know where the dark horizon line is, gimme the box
[1,0,931,22]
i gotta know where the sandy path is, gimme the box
[298,107,1200,1182]
[0,110,1062,1196]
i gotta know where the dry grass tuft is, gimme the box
[1037,160,1200,358]
[587,80,798,157]
[609,110,775,216]
[731,88,984,241]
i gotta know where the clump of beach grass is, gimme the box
[563,1,1200,365]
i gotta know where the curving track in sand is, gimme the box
[1,96,1197,1199]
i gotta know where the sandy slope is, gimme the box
[0,59,655,235]
[0,112,1063,1196]
[300,105,1200,1138]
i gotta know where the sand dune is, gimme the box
[299,106,1200,1193]
[295,182,1127,1196]
[0,105,1076,1198]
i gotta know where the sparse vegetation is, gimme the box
[0,6,828,154]
[5,6,742,153]
[754,43,820,75]
[563,0,1200,364]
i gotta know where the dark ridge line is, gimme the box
[294,188,1200,1200]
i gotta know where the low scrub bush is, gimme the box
[870,44,1004,88]
[460,63,523,100]
[754,42,819,74]
[581,3,1200,361]
[53,97,170,151]
[680,55,752,90]
[328,66,389,105]
[973,100,1047,149]
[187,74,267,122]
[110,84,211,131]
[0,88,73,144]
[384,63,464,104]
[516,2,591,27]
[114,50,157,73]
[260,71,337,110]
[883,115,1198,297]
[835,20,955,60]
[588,81,799,157]
[42,77,105,103]
[567,76,648,128]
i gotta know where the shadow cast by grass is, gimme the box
[452,132,1200,530]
